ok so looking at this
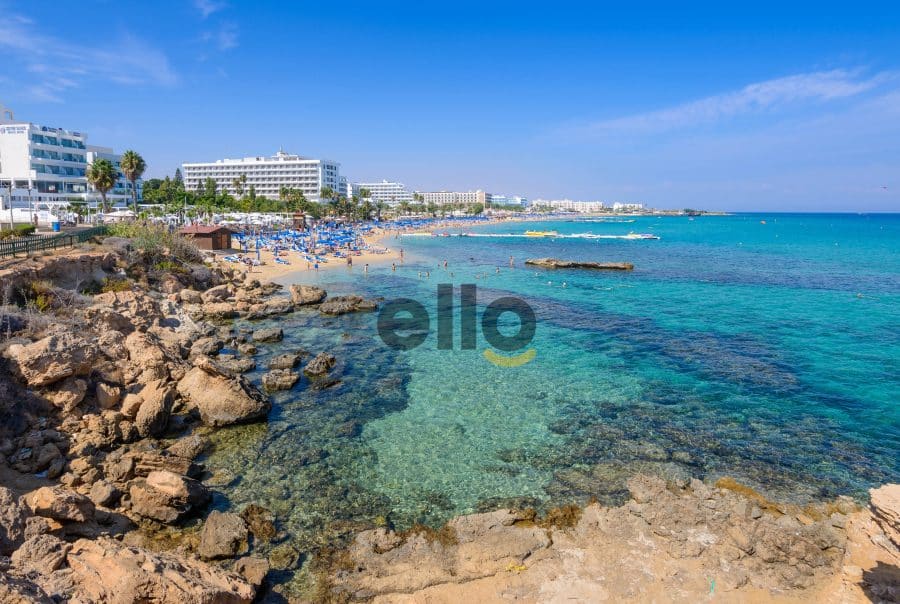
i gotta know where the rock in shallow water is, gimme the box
[262,369,300,392]
[199,511,249,560]
[290,284,327,306]
[177,366,270,427]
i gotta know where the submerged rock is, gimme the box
[304,352,337,376]
[198,511,249,560]
[262,369,300,392]
[319,295,378,315]
[251,327,283,343]
[268,351,305,370]
[525,258,634,270]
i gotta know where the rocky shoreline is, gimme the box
[0,236,898,603]
[0,237,360,602]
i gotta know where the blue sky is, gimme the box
[1,1,899,211]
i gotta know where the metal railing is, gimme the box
[0,226,108,258]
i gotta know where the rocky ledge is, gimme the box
[329,475,900,603]
[0,234,358,602]
[525,257,634,270]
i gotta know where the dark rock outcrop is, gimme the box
[525,258,634,270]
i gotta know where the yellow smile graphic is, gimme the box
[483,348,537,367]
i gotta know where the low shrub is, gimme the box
[0,225,37,240]
[106,222,203,265]
[18,280,56,312]
[100,277,132,293]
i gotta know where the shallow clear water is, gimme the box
[204,213,900,582]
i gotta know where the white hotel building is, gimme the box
[0,107,140,208]
[182,150,341,203]
[420,190,492,206]
[534,199,607,212]
[355,180,413,206]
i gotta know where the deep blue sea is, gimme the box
[204,213,900,576]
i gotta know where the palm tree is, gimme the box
[233,174,247,198]
[119,150,146,213]
[86,159,117,212]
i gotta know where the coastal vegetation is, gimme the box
[85,158,117,212]
[119,150,146,213]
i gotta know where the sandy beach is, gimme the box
[212,214,548,282]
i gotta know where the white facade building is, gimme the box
[182,150,341,203]
[533,199,607,212]
[489,194,528,207]
[612,202,644,212]
[0,108,140,209]
[86,146,142,205]
[420,190,491,206]
[355,180,413,205]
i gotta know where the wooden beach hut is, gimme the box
[179,225,234,251]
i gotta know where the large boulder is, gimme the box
[289,284,326,306]
[177,366,270,427]
[304,352,336,376]
[45,377,88,412]
[134,381,174,437]
[65,537,255,603]
[234,557,269,588]
[318,295,377,315]
[201,284,234,304]
[198,511,249,560]
[201,302,237,320]
[10,534,71,573]
[190,337,224,358]
[128,470,210,524]
[124,331,171,384]
[95,382,123,409]
[25,486,95,523]
[93,289,163,330]
[5,333,100,387]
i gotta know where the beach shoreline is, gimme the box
[214,214,550,283]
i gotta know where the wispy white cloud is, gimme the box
[194,0,226,19]
[202,22,239,51]
[0,12,178,103]
[577,69,895,136]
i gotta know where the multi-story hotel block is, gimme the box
[182,150,341,203]
[419,190,492,206]
[354,180,413,205]
[0,107,139,208]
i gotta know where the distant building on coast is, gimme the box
[533,199,607,213]
[612,202,644,212]
[182,149,341,203]
[489,194,528,207]
[354,180,413,206]
[0,106,140,208]
[419,190,492,206]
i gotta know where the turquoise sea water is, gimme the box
[204,213,900,579]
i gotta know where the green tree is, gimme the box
[233,174,247,199]
[119,150,146,213]
[86,158,117,212]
